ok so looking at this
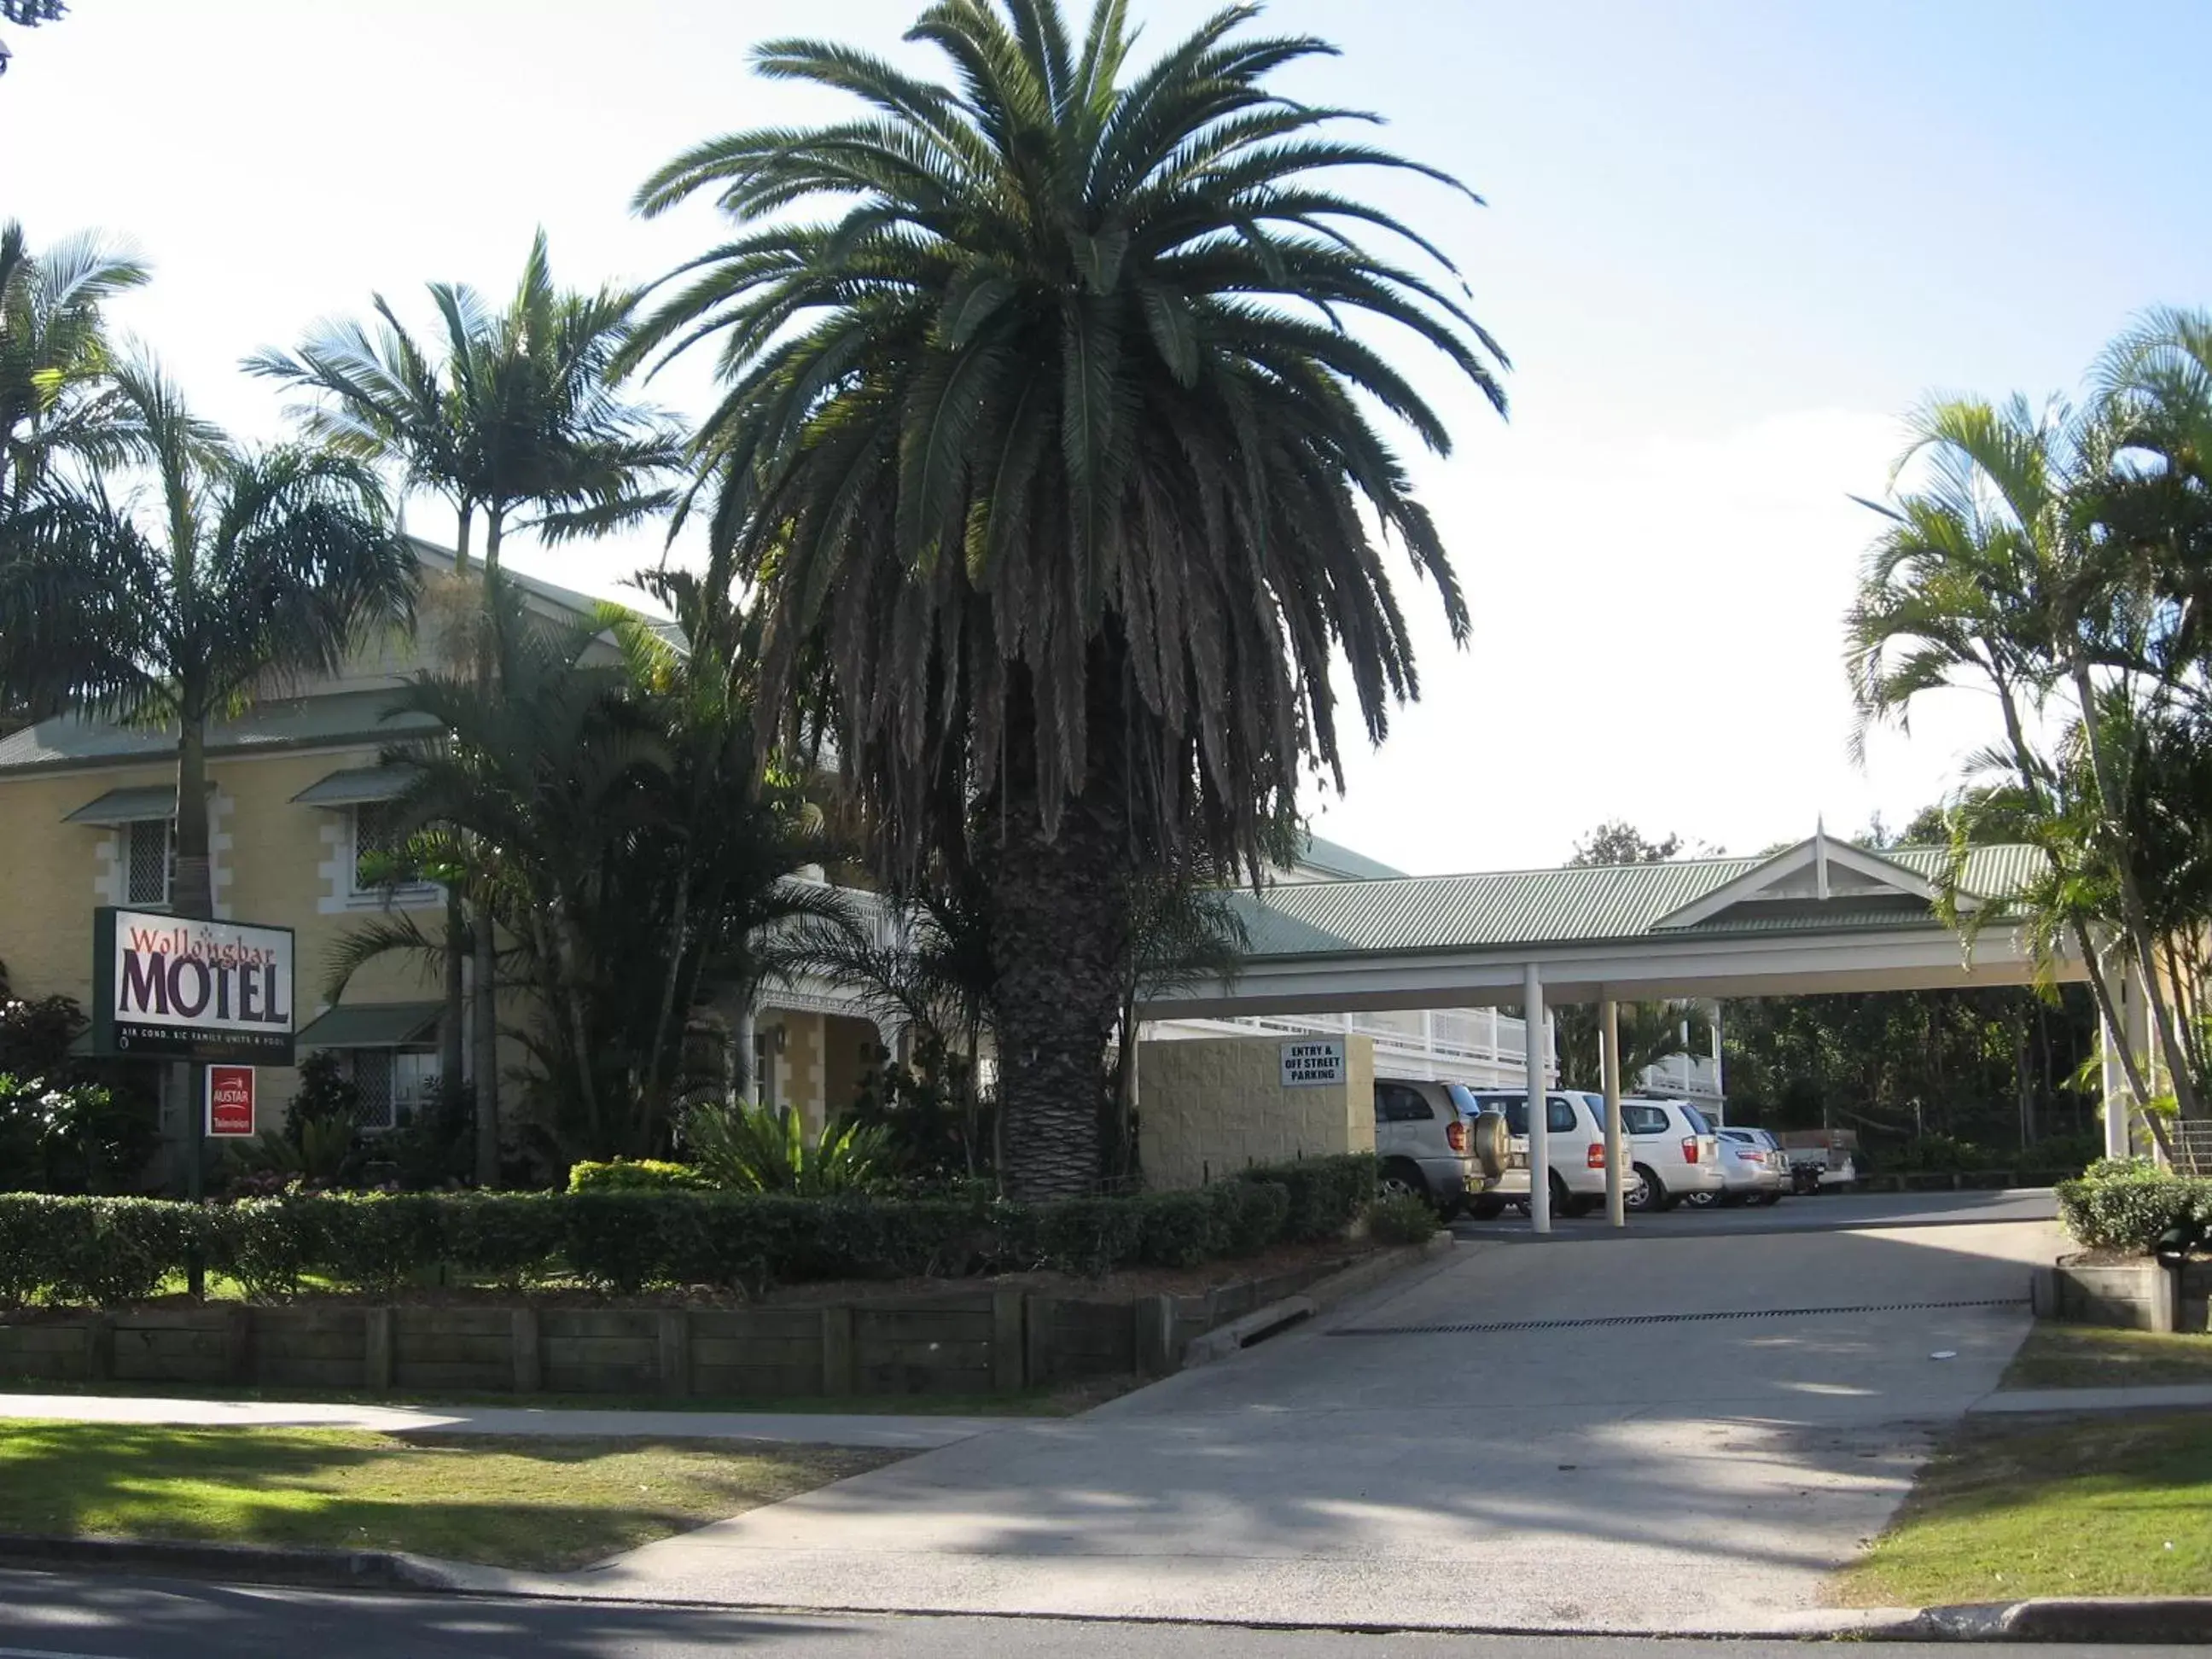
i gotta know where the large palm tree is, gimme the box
[1847,394,2202,1126]
[0,220,147,514]
[630,0,1506,1196]
[0,357,415,923]
[247,233,683,1178]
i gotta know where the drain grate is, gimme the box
[1330,1295,2025,1336]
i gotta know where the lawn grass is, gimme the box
[1837,1412,2212,1606]
[2000,1323,2212,1390]
[0,1420,897,1570]
[0,1374,1125,1417]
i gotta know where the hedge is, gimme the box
[2053,1159,2212,1254]
[0,1153,1376,1308]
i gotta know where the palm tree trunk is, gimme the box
[2069,660,2205,1119]
[986,760,1132,1202]
[471,910,499,1185]
[642,859,694,1126]
[172,714,214,923]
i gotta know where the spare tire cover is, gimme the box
[1472,1111,1511,1179]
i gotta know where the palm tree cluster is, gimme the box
[2,0,1503,1198]
[1850,311,2212,1146]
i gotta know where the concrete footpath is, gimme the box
[0,1393,1016,1450]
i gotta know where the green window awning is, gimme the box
[289,764,417,808]
[295,1001,443,1049]
[62,784,178,826]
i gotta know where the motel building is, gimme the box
[0,545,1721,1183]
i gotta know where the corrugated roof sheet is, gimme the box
[61,784,179,825]
[290,764,419,808]
[0,690,439,776]
[296,1001,442,1048]
[1230,841,2043,958]
[1295,833,1406,882]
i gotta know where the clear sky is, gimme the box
[5,1,2208,875]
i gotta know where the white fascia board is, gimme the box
[1137,923,2075,1020]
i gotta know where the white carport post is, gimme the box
[1524,963,1550,1234]
[1600,998,1625,1228]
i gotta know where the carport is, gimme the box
[1142,832,2133,1233]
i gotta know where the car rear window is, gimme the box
[1682,1104,1714,1135]
[1474,1093,1529,1134]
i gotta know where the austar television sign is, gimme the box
[91,908,296,1064]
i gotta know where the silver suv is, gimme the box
[1374,1078,1508,1217]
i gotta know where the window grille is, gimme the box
[350,1049,396,1131]
[352,804,403,893]
[125,818,173,906]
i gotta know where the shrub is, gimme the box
[314,1193,447,1295]
[207,1195,321,1301]
[568,1158,713,1194]
[1211,1179,1289,1257]
[1132,1190,1229,1269]
[1368,1192,1440,1247]
[1240,1153,1375,1243]
[440,1192,567,1284]
[2054,1159,2212,1254]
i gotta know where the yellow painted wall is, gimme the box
[1137,1034,1377,1191]
[0,742,469,1122]
[779,1012,825,1133]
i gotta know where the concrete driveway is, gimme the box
[518,1194,2062,1633]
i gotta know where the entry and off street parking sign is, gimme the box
[1280,1038,1346,1087]
[205,1065,256,1138]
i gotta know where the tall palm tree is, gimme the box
[0,357,414,923]
[247,232,683,1179]
[629,0,1507,1196]
[330,573,847,1161]
[1847,394,2201,1125]
[0,220,147,514]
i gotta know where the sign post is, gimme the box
[90,910,294,1295]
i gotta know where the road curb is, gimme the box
[1878,1597,2212,1643]
[1179,1232,1454,1369]
[0,1531,463,1592]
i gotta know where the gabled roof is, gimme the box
[1651,830,1974,930]
[1292,833,1406,882]
[1228,840,2041,959]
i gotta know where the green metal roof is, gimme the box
[1229,841,2043,959]
[296,1001,442,1048]
[289,764,418,808]
[61,784,178,825]
[0,690,440,777]
[1295,833,1406,882]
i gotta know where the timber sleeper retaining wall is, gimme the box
[0,1253,1371,1399]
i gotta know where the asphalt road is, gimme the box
[0,1571,2164,1659]
[1450,1185,2059,1243]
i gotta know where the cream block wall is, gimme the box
[1138,1033,1377,1191]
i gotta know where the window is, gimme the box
[1621,1103,1672,1136]
[125,818,174,907]
[1374,1083,1433,1123]
[1546,1097,1579,1135]
[351,803,410,895]
[342,1047,440,1132]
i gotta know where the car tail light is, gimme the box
[1682,1138,1700,1163]
[1447,1120,1468,1154]
[1741,1149,1764,1165]
[1586,1142,1606,1169]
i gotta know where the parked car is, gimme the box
[1715,1126,1786,1205]
[1777,1127,1860,1192]
[1373,1078,1509,1216]
[1617,1097,1725,1211]
[1460,1088,1613,1220]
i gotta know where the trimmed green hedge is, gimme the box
[0,1154,1377,1307]
[2054,1159,2212,1254]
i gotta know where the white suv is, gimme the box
[1461,1089,1612,1220]
[1618,1097,1724,1211]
